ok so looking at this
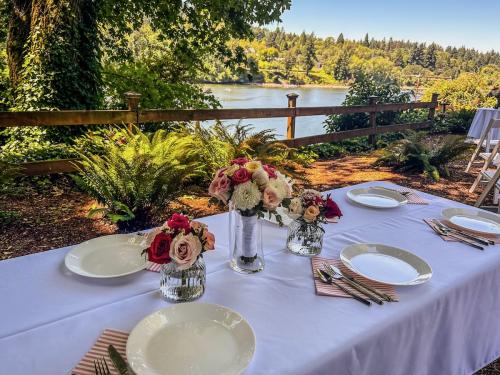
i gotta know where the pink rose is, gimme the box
[262,186,281,211]
[208,174,231,204]
[263,164,277,179]
[231,168,252,185]
[216,167,227,178]
[231,157,249,166]
[169,233,202,270]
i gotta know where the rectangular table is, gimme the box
[1,181,500,375]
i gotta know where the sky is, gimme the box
[270,0,500,52]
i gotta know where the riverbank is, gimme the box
[202,81,349,89]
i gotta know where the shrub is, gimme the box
[432,109,476,135]
[72,127,205,231]
[375,131,472,181]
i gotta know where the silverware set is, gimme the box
[426,219,494,250]
[316,262,396,306]
[93,345,129,375]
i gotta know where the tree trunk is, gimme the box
[6,0,32,88]
[7,0,101,110]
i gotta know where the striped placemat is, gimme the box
[73,329,129,375]
[392,187,428,205]
[146,261,162,272]
[311,257,398,301]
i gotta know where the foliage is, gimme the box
[376,131,472,181]
[324,71,410,133]
[72,127,205,231]
[422,70,500,110]
[432,109,476,134]
[203,27,500,86]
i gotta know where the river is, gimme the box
[203,84,348,139]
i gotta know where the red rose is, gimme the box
[167,213,191,234]
[325,198,342,218]
[231,167,252,185]
[263,164,277,179]
[148,232,172,264]
[231,157,249,166]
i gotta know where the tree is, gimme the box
[333,50,350,81]
[337,33,345,44]
[5,0,292,110]
[425,43,437,70]
[301,37,316,76]
[409,43,426,67]
[363,33,370,47]
[283,50,296,79]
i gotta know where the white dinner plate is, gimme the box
[346,187,408,209]
[127,303,256,375]
[441,208,500,235]
[340,244,432,285]
[64,234,147,278]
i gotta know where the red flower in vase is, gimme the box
[231,157,249,166]
[148,232,172,264]
[263,164,277,179]
[325,198,342,218]
[167,213,191,234]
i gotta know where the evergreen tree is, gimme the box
[363,33,370,47]
[333,50,350,81]
[302,37,316,76]
[425,43,437,70]
[409,43,426,66]
[337,33,345,44]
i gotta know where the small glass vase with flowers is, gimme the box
[144,213,215,302]
[284,189,342,257]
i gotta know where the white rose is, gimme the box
[252,168,270,189]
[288,197,304,218]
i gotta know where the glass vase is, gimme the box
[229,206,264,274]
[160,256,206,302]
[286,219,324,257]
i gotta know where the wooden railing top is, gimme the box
[0,101,436,127]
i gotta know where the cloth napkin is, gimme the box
[424,218,500,244]
[311,257,398,301]
[73,329,129,375]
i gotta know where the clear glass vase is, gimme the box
[160,256,206,302]
[286,219,324,257]
[229,206,264,274]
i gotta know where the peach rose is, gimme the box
[263,186,281,211]
[169,233,202,270]
[202,228,216,250]
[303,205,320,223]
[208,174,231,204]
[190,220,206,235]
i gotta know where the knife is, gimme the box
[432,220,494,246]
[317,269,371,306]
[328,264,394,303]
[108,344,129,375]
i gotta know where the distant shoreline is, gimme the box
[201,81,349,89]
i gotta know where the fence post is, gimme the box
[428,93,439,120]
[368,96,378,146]
[124,91,141,131]
[286,93,299,139]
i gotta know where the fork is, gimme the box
[94,357,111,375]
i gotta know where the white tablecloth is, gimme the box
[1,181,500,375]
[467,108,500,139]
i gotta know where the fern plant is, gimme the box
[376,131,472,181]
[72,127,204,231]
[186,121,315,179]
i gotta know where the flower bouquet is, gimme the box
[144,213,215,302]
[208,158,292,273]
[284,189,342,257]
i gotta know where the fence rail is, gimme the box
[0,92,439,175]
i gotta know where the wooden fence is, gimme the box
[0,91,439,175]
